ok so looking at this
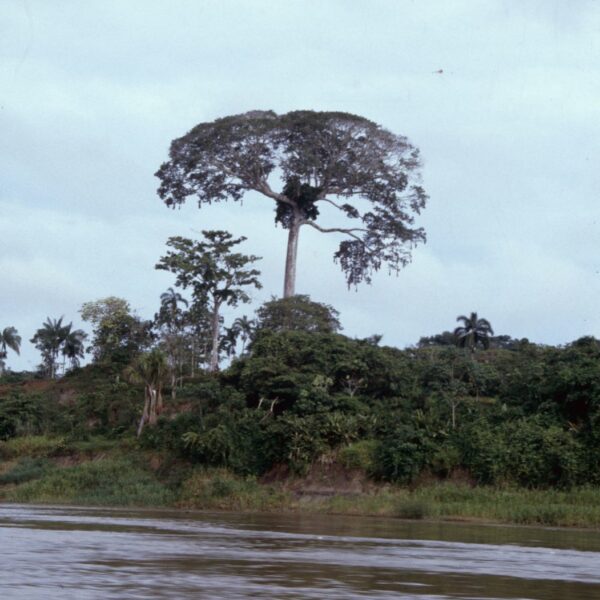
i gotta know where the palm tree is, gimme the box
[231,315,256,355]
[0,326,21,374]
[30,317,72,378]
[158,287,189,326]
[219,326,240,359]
[454,312,494,352]
[125,349,169,436]
[157,287,190,396]
[62,329,87,370]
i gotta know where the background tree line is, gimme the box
[2,291,600,490]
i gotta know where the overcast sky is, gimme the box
[1,0,599,371]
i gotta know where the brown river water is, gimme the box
[1,504,600,599]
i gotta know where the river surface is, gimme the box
[1,504,600,599]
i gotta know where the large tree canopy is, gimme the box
[156,110,428,296]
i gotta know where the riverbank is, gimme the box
[1,435,600,529]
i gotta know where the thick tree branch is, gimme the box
[303,220,366,242]
[317,197,346,210]
[254,180,295,206]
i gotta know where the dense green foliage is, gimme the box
[80,297,152,366]
[254,295,342,334]
[156,230,262,371]
[4,325,600,494]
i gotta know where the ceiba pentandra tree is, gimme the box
[156,110,427,297]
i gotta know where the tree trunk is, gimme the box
[148,387,158,425]
[137,388,150,437]
[156,385,164,415]
[283,216,301,298]
[190,339,195,377]
[50,352,56,380]
[209,300,221,372]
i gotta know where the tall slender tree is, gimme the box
[62,329,88,370]
[155,286,189,395]
[156,110,427,297]
[125,349,169,437]
[0,327,21,374]
[158,287,189,322]
[185,300,214,375]
[156,230,262,372]
[231,315,256,355]
[219,326,240,359]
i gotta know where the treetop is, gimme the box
[157,109,427,287]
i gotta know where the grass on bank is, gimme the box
[1,437,600,528]
[179,468,291,511]
[0,435,126,459]
[321,483,600,527]
[0,457,53,486]
[2,457,175,507]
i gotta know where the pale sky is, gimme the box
[1,0,599,371]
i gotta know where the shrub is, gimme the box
[372,426,432,484]
[459,418,584,487]
[263,414,327,474]
[505,420,584,488]
[0,394,43,440]
[338,440,377,473]
[138,413,202,452]
[458,420,506,484]
[429,443,462,477]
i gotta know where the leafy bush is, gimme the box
[139,413,202,452]
[372,426,433,484]
[0,394,43,440]
[429,443,462,477]
[459,418,584,487]
[182,411,268,475]
[503,420,584,488]
[338,440,377,473]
